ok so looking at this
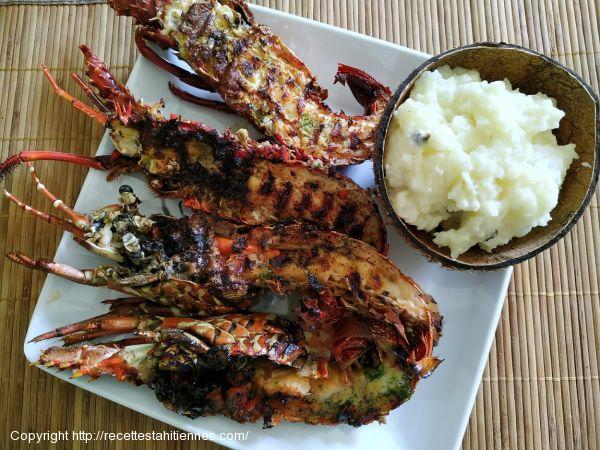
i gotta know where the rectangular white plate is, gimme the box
[23,5,511,450]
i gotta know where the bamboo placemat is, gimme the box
[0,1,598,449]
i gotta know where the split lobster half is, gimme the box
[107,0,392,167]
[35,303,423,426]
[0,46,387,253]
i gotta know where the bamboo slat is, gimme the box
[0,1,598,450]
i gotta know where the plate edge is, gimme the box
[451,267,513,450]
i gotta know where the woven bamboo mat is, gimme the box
[0,1,598,449]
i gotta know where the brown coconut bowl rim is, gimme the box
[374,42,600,271]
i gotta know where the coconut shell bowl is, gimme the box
[374,42,599,270]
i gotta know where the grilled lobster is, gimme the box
[107,0,392,167]
[35,307,421,426]
[1,0,444,430]
[0,46,387,252]
[6,168,440,376]
[7,166,441,426]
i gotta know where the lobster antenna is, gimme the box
[3,189,84,238]
[25,163,90,230]
[6,252,93,285]
[0,151,105,179]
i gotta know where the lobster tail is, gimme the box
[334,64,392,116]
[107,0,169,25]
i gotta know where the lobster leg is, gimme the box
[104,297,190,317]
[41,64,108,125]
[5,252,240,317]
[36,312,308,369]
[86,298,285,337]
[71,72,111,113]
[168,82,233,113]
[32,297,238,344]
[132,278,244,316]
[135,29,232,112]
[103,297,147,306]
[6,253,161,293]
[135,28,215,93]
[0,56,137,181]
[33,311,299,351]
[30,313,144,343]
[6,253,101,285]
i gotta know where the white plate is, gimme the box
[23,5,511,450]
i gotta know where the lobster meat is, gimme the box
[0,46,387,252]
[107,0,392,167]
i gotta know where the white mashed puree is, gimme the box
[384,65,578,258]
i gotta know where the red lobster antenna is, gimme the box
[3,163,90,233]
